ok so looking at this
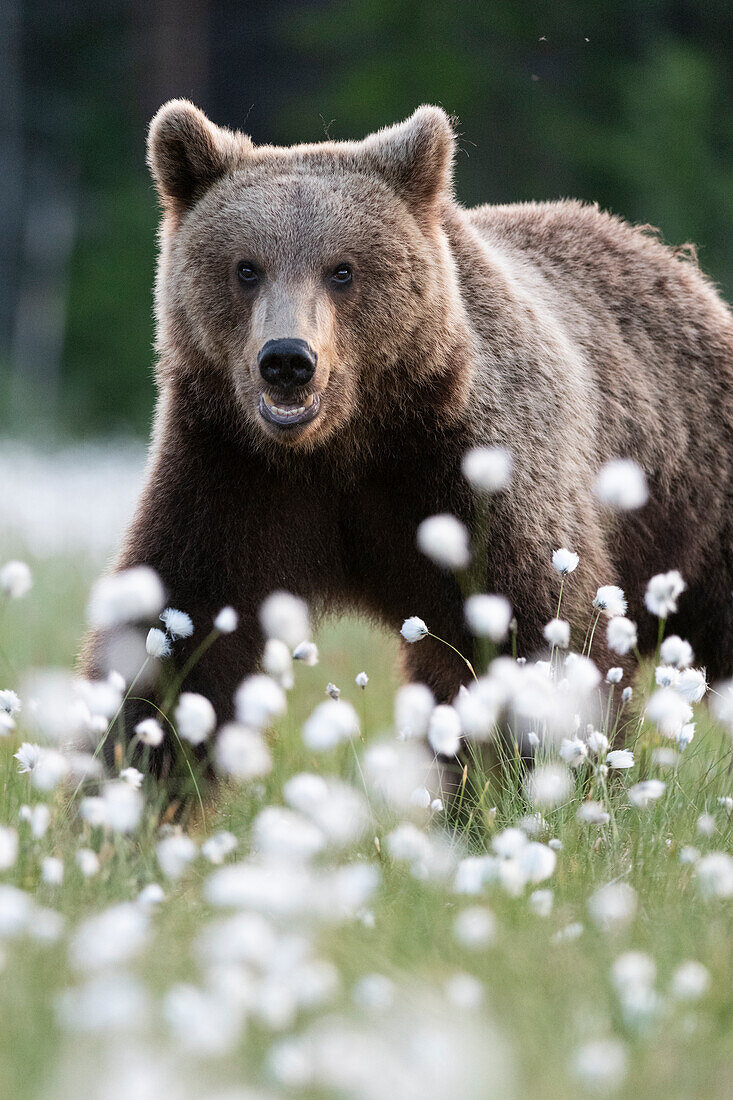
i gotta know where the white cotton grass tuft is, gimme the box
[214,724,272,780]
[571,1037,628,1094]
[645,570,686,618]
[416,514,471,570]
[0,560,33,599]
[427,705,462,757]
[293,640,319,666]
[14,742,42,774]
[587,881,638,931]
[552,548,579,575]
[659,635,694,668]
[235,674,286,729]
[461,446,512,493]
[87,566,165,628]
[464,594,512,642]
[214,606,238,633]
[355,671,369,689]
[259,591,310,649]
[145,627,171,659]
[160,608,193,639]
[303,699,360,751]
[0,690,21,717]
[525,764,572,808]
[543,618,570,649]
[394,682,434,740]
[134,717,164,747]
[400,616,429,643]
[263,638,294,688]
[594,458,648,510]
[645,688,693,738]
[593,585,627,618]
[695,852,733,898]
[606,749,634,770]
[174,692,216,745]
[606,616,637,655]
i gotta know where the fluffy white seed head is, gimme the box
[543,618,570,649]
[174,693,216,745]
[588,881,638,931]
[400,616,428,643]
[606,749,634,770]
[135,717,164,747]
[355,671,369,688]
[659,635,694,669]
[293,641,319,666]
[160,608,193,639]
[552,548,579,575]
[464,594,512,642]
[215,724,272,780]
[606,616,638,656]
[303,699,359,751]
[0,560,32,599]
[145,628,171,659]
[259,591,310,648]
[235,675,286,729]
[461,446,512,493]
[427,705,462,756]
[594,458,648,510]
[645,570,686,618]
[525,764,572,808]
[214,606,238,633]
[87,566,165,629]
[416,514,471,570]
[645,688,693,738]
[394,682,434,740]
[593,585,627,618]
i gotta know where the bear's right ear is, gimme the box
[147,100,247,217]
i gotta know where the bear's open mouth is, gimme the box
[259,391,321,428]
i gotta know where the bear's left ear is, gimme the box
[362,105,456,214]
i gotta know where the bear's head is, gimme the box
[148,101,471,453]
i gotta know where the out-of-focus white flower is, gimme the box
[145,627,170,659]
[56,973,148,1034]
[646,688,693,738]
[593,585,627,618]
[417,514,471,570]
[588,882,638,931]
[283,773,369,847]
[587,730,609,757]
[363,739,435,813]
[552,922,584,946]
[711,681,733,732]
[174,692,216,745]
[75,848,100,877]
[606,749,634,770]
[606,616,637,655]
[525,764,572,808]
[653,747,679,768]
[159,608,193,639]
[431,798,444,813]
[660,635,694,668]
[303,699,359,751]
[201,831,238,865]
[253,806,325,862]
[293,640,319,666]
[461,446,512,493]
[606,667,623,685]
[453,906,496,948]
[69,902,149,971]
[670,961,711,1002]
[0,690,21,717]
[543,618,570,649]
[655,664,679,688]
[560,737,588,769]
[263,638,292,687]
[156,834,197,880]
[259,591,310,648]
[645,570,686,618]
[120,766,143,789]
[0,827,18,870]
[564,653,602,695]
[400,616,429,643]
[577,801,610,825]
[394,682,434,739]
[137,882,165,910]
[676,667,707,703]
[164,983,243,1055]
[677,722,695,750]
[326,682,340,699]
[134,717,164,747]
[719,796,733,813]
[0,560,32,599]
[465,593,512,641]
[517,842,556,884]
[87,566,165,628]
[0,711,15,735]
[594,458,648,510]
[355,671,369,689]
[410,786,431,809]
[697,812,716,836]
[214,606,238,633]
[19,803,50,838]
[548,837,562,850]
[552,548,579,575]
[571,1037,629,1094]
[32,749,70,791]
[235,674,286,729]
[353,974,395,1013]
[610,951,656,997]
[680,845,700,865]
[695,852,733,898]
[428,705,461,756]
[14,742,42,774]
[215,723,272,780]
[42,857,64,886]
[101,781,143,833]
[628,780,666,808]
[528,888,554,917]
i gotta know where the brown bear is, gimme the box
[85,99,733,764]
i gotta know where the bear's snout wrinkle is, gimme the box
[257,338,317,391]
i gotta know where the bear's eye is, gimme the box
[237,261,260,287]
[329,264,353,289]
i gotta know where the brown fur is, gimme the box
[84,101,733,766]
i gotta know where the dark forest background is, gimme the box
[1,0,731,437]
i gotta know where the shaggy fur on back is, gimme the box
[84,101,733,766]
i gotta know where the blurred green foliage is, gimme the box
[14,0,733,436]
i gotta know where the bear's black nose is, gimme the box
[258,338,317,389]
